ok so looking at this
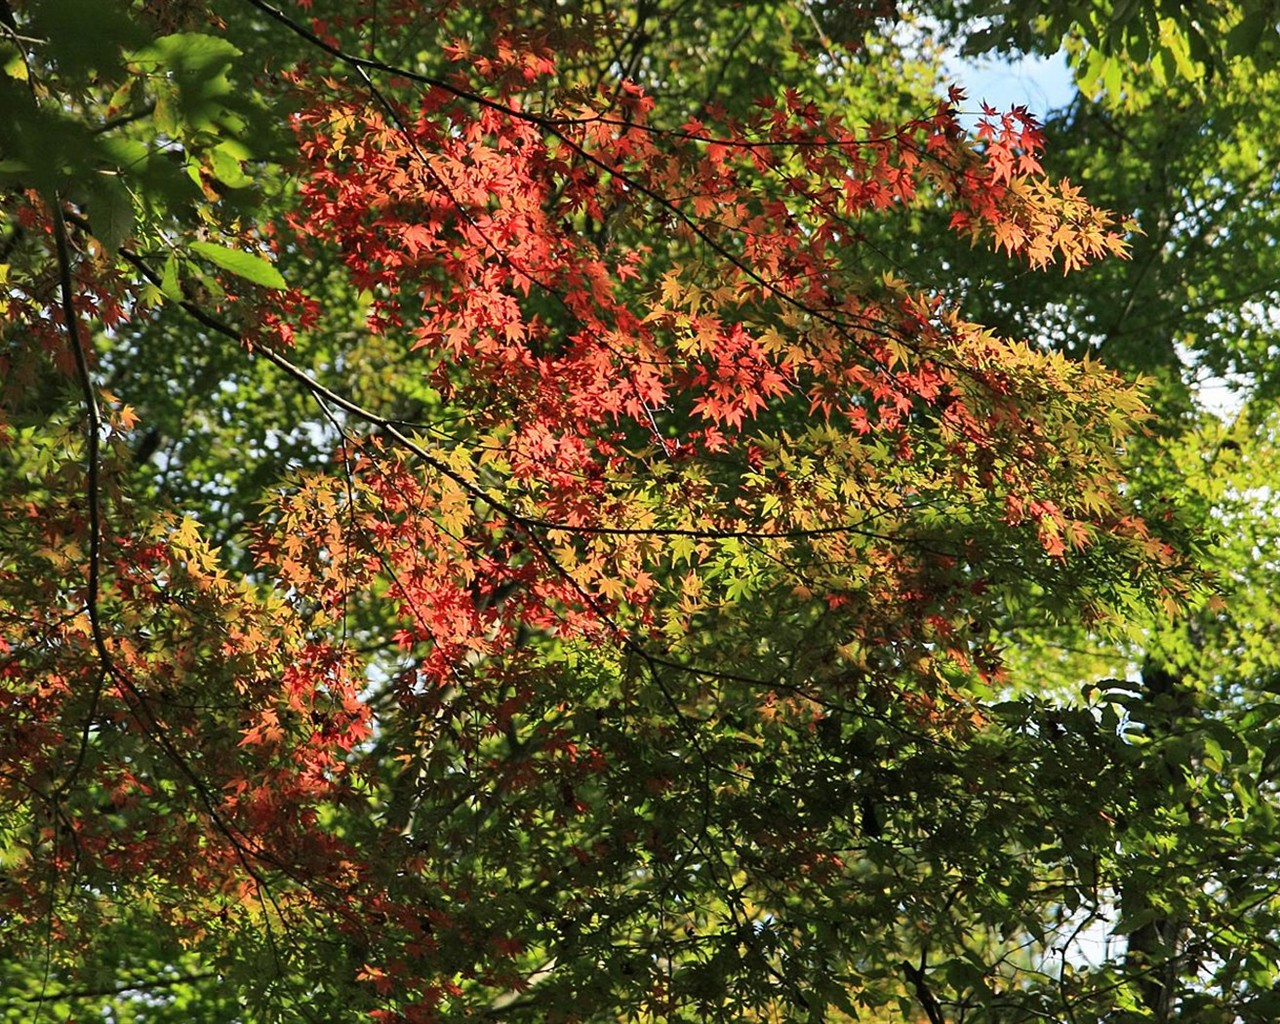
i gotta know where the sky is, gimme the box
[944,48,1077,125]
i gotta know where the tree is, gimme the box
[0,1,1226,1021]
[897,4,1280,1021]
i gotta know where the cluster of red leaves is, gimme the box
[273,49,1151,598]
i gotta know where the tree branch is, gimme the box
[901,958,946,1024]
[19,971,219,1002]
[49,201,109,800]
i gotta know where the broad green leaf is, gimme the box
[84,173,134,254]
[2,46,27,83]
[131,33,243,76]
[209,143,253,189]
[188,241,286,290]
[130,34,244,137]
[160,253,182,302]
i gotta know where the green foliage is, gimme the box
[935,0,1280,93]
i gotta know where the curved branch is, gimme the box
[49,201,108,800]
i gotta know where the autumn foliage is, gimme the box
[0,1,1190,1020]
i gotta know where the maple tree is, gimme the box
[0,1,1252,1021]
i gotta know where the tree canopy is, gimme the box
[1,1,1278,1022]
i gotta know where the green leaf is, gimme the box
[2,44,28,83]
[132,33,243,77]
[1227,11,1268,60]
[1258,737,1280,783]
[160,253,182,302]
[1186,24,1212,70]
[84,174,134,254]
[188,242,285,290]
[208,143,253,189]
[129,34,244,137]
